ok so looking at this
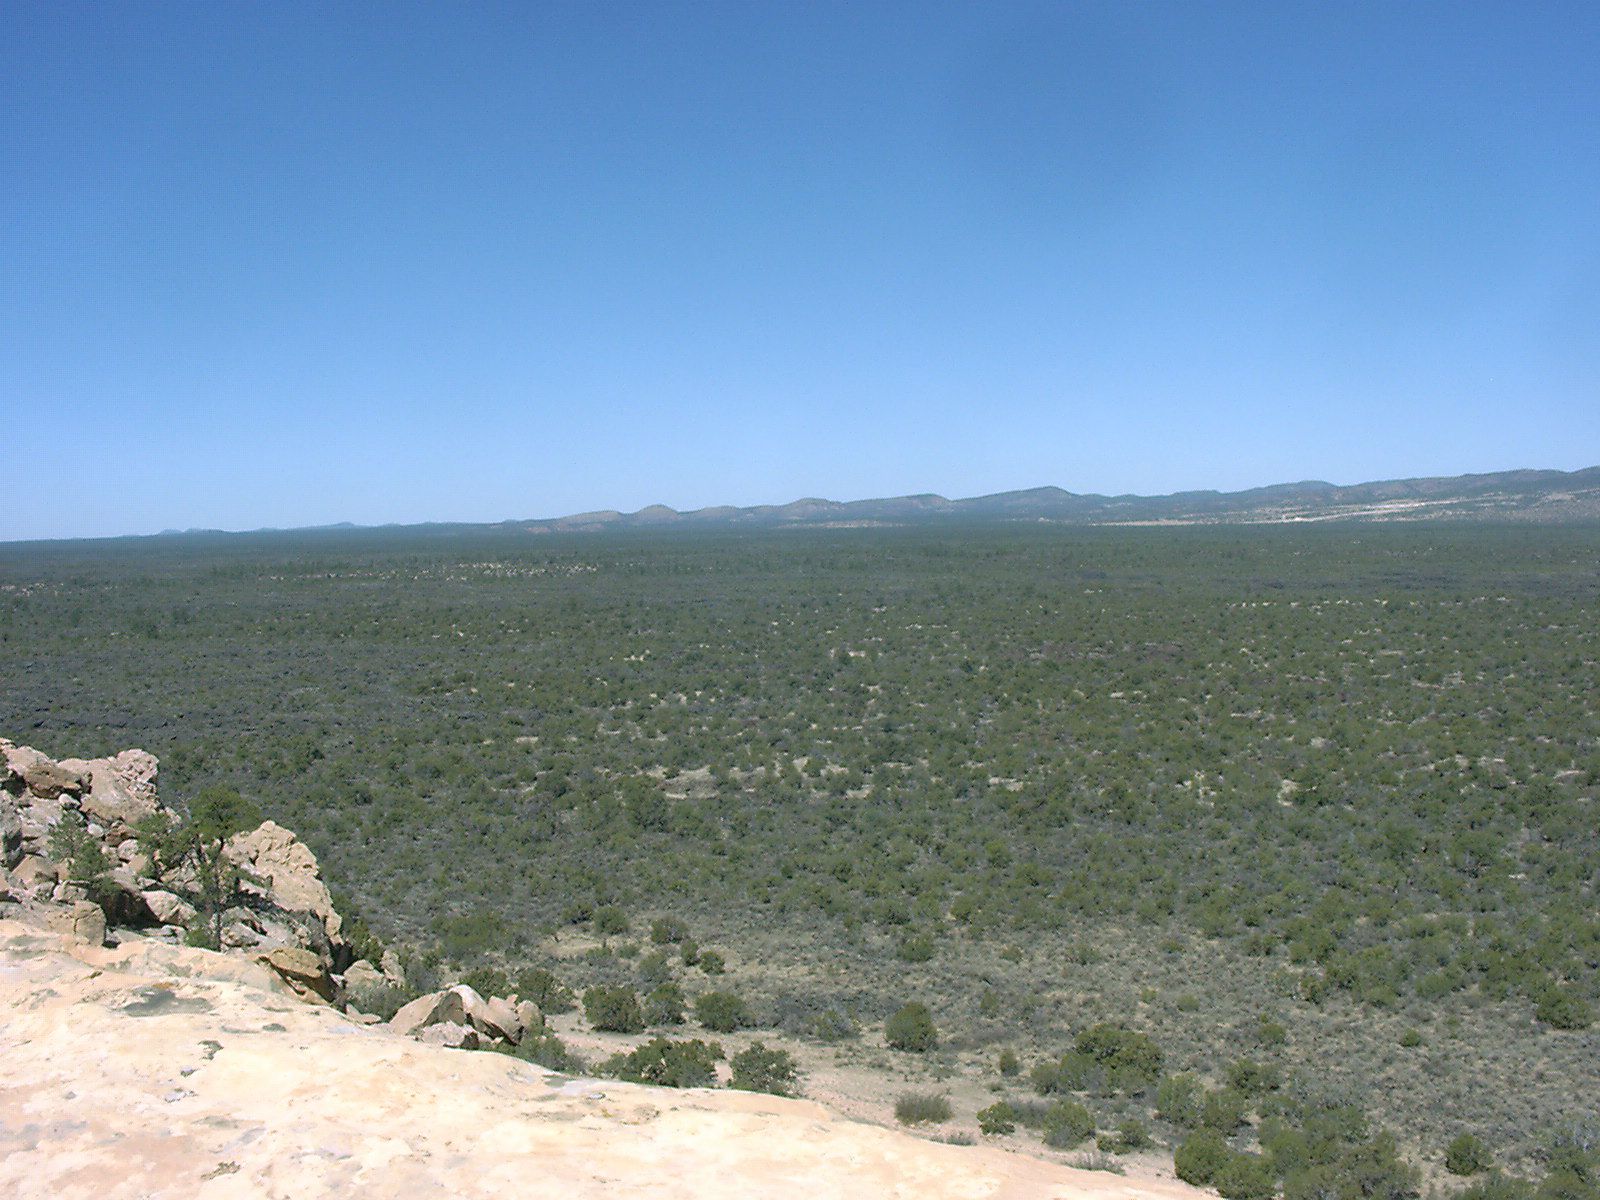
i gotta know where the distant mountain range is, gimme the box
[517,466,1600,533]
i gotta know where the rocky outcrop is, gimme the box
[0,916,1218,1200]
[62,748,162,830]
[0,738,353,1006]
[389,982,543,1045]
[224,819,344,945]
[0,738,551,1055]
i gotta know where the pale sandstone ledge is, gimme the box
[0,919,1214,1200]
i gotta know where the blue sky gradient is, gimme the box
[4,1,1597,540]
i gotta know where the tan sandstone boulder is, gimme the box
[257,945,337,1005]
[2,743,90,800]
[415,1020,479,1049]
[224,820,344,944]
[60,749,161,832]
[389,987,468,1037]
[38,899,106,946]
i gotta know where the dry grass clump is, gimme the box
[894,1092,953,1125]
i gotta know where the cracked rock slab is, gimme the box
[0,918,1212,1200]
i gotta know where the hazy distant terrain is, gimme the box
[514,466,1600,535]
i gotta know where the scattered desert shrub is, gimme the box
[603,1037,723,1088]
[694,990,752,1033]
[885,1002,938,1052]
[1447,1132,1493,1176]
[650,916,690,944]
[978,1102,1018,1135]
[1176,1130,1232,1186]
[584,985,645,1033]
[1072,1150,1127,1174]
[1042,1101,1096,1149]
[516,1031,585,1073]
[696,950,726,975]
[729,1042,800,1096]
[644,982,686,1025]
[1157,1073,1203,1127]
[895,1093,953,1125]
[515,967,576,1014]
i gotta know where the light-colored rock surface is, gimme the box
[141,887,197,925]
[388,985,467,1036]
[61,749,162,829]
[0,917,1215,1200]
[4,741,90,799]
[224,819,344,942]
[257,944,336,1004]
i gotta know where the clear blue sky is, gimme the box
[4,1,1597,541]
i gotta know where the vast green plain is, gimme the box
[3,522,1597,1191]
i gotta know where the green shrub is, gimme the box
[1216,1152,1276,1200]
[1336,1131,1419,1200]
[978,1102,1017,1135]
[885,1002,937,1052]
[897,932,936,962]
[997,1049,1020,1077]
[1156,1074,1203,1127]
[695,990,752,1032]
[584,985,645,1033]
[517,1031,584,1073]
[1116,1119,1149,1150]
[1227,1058,1282,1096]
[1256,1019,1289,1047]
[1538,1124,1600,1200]
[636,949,674,984]
[515,967,576,1014]
[1447,1132,1493,1176]
[1073,1024,1164,1090]
[346,978,409,1021]
[603,1037,723,1088]
[1535,985,1595,1031]
[1042,1101,1095,1149]
[1176,1130,1233,1186]
[650,916,690,944]
[645,982,686,1026]
[696,949,726,975]
[1201,1088,1250,1133]
[895,1093,952,1125]
[593,905,629,938]
[730,1042,801,1096]
[460,966,509,998]
[1458,1173,1534,1200]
